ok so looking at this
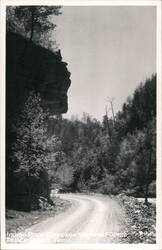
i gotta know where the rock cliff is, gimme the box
[6,32,71,210]
[6,32,71,116]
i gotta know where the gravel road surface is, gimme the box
[10,193,125,244]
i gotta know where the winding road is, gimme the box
[11,193,125,244]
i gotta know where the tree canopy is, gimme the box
[47,75,156,200]
[6,6,61,50]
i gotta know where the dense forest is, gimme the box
[48,75,156,202]
[6,6,156,212]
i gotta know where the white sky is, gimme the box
[53,6,156,121]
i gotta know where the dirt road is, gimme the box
[11,193,125,244]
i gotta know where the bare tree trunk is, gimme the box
[107,97,115,125]
[144,146,152,205]
[30,7,35,42]
[110,100,115,124]
[105,106,112,143]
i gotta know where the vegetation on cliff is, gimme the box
[6,6,61,49]
[6,6,71,211]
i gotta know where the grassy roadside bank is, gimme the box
[6,196,71,235]
[114,194,156,244]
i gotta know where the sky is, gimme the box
[53,6,156,121]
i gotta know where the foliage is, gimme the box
[116,74,156,134]
[10,91,62,210]
[115,131,149,190]
[6,6,61,50]
[56,163,74,190]
[6,65,156,212]
[47,75,156,197]
[6,6,71,212]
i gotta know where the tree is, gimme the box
[10,91,61,210]
[44,74,156,197]
[103,108,113,143]
[115,125,156,198]
[128,75,156,132]
[6,6,61,49]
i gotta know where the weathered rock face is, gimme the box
[6,32,71,210]
[6,32,71,115]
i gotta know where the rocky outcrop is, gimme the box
[6,32,71,210]
[6,32,71,116]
